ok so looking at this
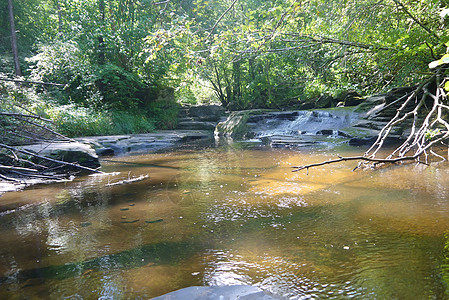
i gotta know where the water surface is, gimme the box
[1,143,449,299]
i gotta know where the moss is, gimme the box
[215,111,250,140]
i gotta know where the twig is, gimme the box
[106,174,149,187]
[292,154,418,172]
[205,0,238,41]
[0,112,53,123]
[0,173,23,183]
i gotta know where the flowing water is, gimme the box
[248,108,357,138]
[1,142,449,299]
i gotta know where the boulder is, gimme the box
[214,111,249,140]
[20,142,100,169]
[355,95,386,113]
[385,86,417,104]
[342,91,364,106]
[349,136,402,146]
[314,94,335,108]
[187,105,225,121]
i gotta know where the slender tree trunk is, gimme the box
[266,60,271,104]
[8,0,21,77]
[98,0,105,65]
[232,60,241,107]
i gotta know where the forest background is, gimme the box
[1,0,448,137]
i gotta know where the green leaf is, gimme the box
[445,81,449,92]
[429,54,449,69]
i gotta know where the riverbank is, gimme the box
[0,86,414,195]
[0,130,214,195]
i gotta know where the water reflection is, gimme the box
[0,145,448,298]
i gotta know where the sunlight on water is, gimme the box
[0,145,449,298]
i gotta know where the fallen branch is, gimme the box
[292,71,449,172]
[292,154,419,173]
[0,112,53,122]
[106,174,149,187]
[0,143,103,176]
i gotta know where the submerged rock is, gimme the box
[151,285,283,300]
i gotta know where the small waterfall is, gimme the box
[248,109,356,139]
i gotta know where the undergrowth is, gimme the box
[0,80,168,138]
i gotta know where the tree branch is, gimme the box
[0,143,103,175]
[205,0,238,41]
[390,0,439,40]
[292,73,449,173]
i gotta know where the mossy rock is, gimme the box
[214,111,250,140]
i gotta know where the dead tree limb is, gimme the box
[0,143,102,175]
[0,109,102,183]
[292,71,449,172]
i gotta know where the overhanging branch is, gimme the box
[292,72,449,173]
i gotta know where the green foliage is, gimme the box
[110,110,155,134]
[50,106,157,138]
[51,106,114,137]
[149,0,448,109]
[145,100,180,130]
[425,128,441,141]
[4,0,449,130]
[0,79,156,138]
[95,64,148,110]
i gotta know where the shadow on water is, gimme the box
[1,144,449,298]
[0,240,200,285]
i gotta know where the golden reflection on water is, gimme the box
[1,145,449,298]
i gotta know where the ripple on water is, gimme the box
[1,147,449,299]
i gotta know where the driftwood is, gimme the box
[292,70,449,172]
[106,173,149,187]
[0,109,102,184]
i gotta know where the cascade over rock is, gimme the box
[213,86,417,148]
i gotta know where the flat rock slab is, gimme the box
[177,121,217,131]
[151,285,283,300]
[77,130,213,156]
[20,142,100,169]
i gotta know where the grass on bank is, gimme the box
[0,81,178,138]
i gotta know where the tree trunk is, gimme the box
[232,60,241,107]
[98,0,105,65]
[8,0,21,77]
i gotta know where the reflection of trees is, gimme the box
[442,234,449,294]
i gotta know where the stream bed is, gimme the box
[1,142,449,299]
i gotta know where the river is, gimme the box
[1,141,449,299]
